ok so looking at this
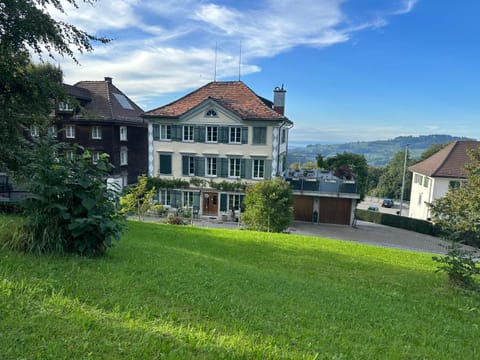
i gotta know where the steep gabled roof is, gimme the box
[68,78,144,123]
[408,140,480,178]
[144,81,291,123]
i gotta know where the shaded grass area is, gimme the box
[1,217,479,359]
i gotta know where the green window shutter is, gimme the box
[245,159,253,179]
[240,159,246,178]
[220,193,227,212]
[195,157,205,177]
[193,192,201,208]
[220,127,229,143]
[172,190,181,208]
[219,158,228,178]
[264,159,272,179]
[159,154,172,175]
[241,127,248,144]
[196,126,206,142]
[153,124,160,140]
[182,156,188,176]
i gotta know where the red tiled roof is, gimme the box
[144,81,291,122]
[72,79,144,123]
[408,140,480,178]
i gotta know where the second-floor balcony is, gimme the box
[283,170,359,197]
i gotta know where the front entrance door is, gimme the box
[202,192,218,216]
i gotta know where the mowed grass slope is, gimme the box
[1,219,479,359]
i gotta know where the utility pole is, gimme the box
[399,144,410,216]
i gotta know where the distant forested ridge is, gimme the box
[287,135,474,167]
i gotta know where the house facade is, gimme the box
[408,140,480,220]
[59,77,147,186]
[143,81,292,216]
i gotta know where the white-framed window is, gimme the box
[92,152,100,164]
[449,181,461,190]
[206,109,217,117]
[120,126,127,141]
[423,177,430,188]
[30,125,39,138]
[253,127,267,145]
[228,194,241,211]
[48,125,57,138]
[253,159,265,179]
[65,150,75,161]
[183,125,194,142]
[206,126,218,143]
[160,124,171,140]
[120,147,128,165]
[229,127,241,144]
[229,158,240,178]
[414,174,423,185]
[159,190,171,206]
[92,126,102,139]
[183,191,194,207]
[59,102,73,112]
[65,125,75,139]
[206,157,217,177]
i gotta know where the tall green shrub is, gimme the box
[243,179,293,233]
[7,139,125,256]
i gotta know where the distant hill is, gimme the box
[287,135,475,167]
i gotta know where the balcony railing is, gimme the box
[285,177,358,195]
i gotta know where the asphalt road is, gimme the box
[357,196,410,216]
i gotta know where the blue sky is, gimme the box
[50,0,480,144]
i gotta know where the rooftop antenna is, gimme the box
[238,41,242,81]
[214,42,218,82]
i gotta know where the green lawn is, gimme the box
[1,218,479,359]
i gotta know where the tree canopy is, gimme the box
[242,179,293,233]
[373,149,413,201]
[0,0,109,173]
[317,152,368,200]
[429,148,480,248]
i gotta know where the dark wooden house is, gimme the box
[58,77,147,186]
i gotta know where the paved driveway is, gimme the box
[287,220,450,254]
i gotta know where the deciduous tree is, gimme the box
[243,179,293,233]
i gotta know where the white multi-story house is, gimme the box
[408,140,480,220]
[143,81,292,216]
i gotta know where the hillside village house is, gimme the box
[143,81,292,217]
[408,140,480,220]
[58,77,148,186]
[143,80,360,224]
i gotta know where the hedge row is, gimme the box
[356,209,439,236]
[0,201,24,214]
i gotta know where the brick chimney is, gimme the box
[273,84,286,115]
[104,76,112,83]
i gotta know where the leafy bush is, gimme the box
[0,201,24,214]
[5,140,125,256]
[433,242,480,290]
[243,179,293,233]
[120,175,156,219]
[166,214,184,225]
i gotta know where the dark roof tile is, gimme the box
[409,140,480,178]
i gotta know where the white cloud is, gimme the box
[46,0,418,107]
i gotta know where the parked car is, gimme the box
[382,198,394,208]
[367,206,379,212]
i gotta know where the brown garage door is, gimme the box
[293,195,314,222]
[319,197,352,225]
